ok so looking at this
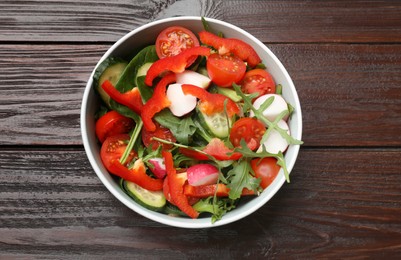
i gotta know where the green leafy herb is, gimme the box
[226,160,261,199]
[120,120,143,164]
[193,197,237,223]
[154,110,197,145]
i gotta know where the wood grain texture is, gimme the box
[1,148,400,258]
[0,0,401,43]
[1,43,400,146]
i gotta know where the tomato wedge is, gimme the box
[141,73,176,132]
[199,31,261,67]
[100,134,136,170]
[250,157,281,189]
[163,151,199,219]
[184,183,255,198]
[241,69,276,97]
[95,110,134,143]
[230,117,266,150]
[142,123,176,150]
[155,26,200,60]
[206,53,246,87]
[101,80,143,114]
[180,138,242,161]
[145,46,211,86]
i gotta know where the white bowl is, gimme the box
[81,16,302,228]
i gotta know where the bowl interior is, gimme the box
[81,16,302,228]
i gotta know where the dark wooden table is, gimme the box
[1,1,401,258]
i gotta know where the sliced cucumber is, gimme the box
[197,107,231,138]
[123,180,166,212]
[164,203,187,217]
[93,57,128,107]
[136,62,153,78]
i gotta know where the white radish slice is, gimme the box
[250,94,289,123]
[166,83,197,117]
[258,120,290,154]
[176,70,211,89]
[148,158,166,179]
[187,164,219,186]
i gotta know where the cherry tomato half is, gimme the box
[241,69,276,97]
[206,53,246,87]
[100,134,137,171]
[230,118,266,150]
[250,157,281,189]
[156,26,200,61]
[142,123,177,150]
[95,110,134,143]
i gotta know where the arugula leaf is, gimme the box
[226,160,260,200]
[234,139,290,182]
[193,197,237,223]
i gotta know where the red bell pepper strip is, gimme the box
[162,151,199,219]
[180,138,243,161]
[145,46,211,86]
[181,84,239,117]
[101,80,143,114]
[108,159,163,191]
[184,183,255,198]
[199,31,261,68]
[141,73,176,132]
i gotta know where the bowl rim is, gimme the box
[81,16,302,228]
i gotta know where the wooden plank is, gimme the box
[1,43,401,146]
[0,148,400,258]
[0,0,400,43]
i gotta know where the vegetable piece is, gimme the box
[95,110,134,143]
[93,57,128,107]
[100,134,137,169]
[206,53,246,87]
[145,46,211,86]
[229,117,266,150]
[181,84,240,117]
[187,164,219,186]
[197,108,231,138]
[166,83,197,117]
[184,183,255,198]
[162,151,199,219]
[101,80,144,114]
[199,31,261,67]
[141,122,176,150]
[141,73,176,131]
[176,70,211,89]
[180,138,242,161]
[250,157,281,189]
[215,87,242,102]
[250,94,289,123]
[258,120,290,154]
[241,69,276,98]
[148,158,167,179]
[123,180,166,211]
[108,159,163,191]
[155,26,200,61]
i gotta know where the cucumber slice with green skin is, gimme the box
[164,203,187,217]
[197,107,232,138]
[123,180,166,212]
[93,57,128,108]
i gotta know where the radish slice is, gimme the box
[176,70,211,89]
[250,94,289,123]
[148,158,167,179]
[258,119,290,154]
[166,83,197,117]
[187,164,219,186]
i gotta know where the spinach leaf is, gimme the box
[154,110,197,145]
[110,45,158,120]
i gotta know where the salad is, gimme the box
[93,19,303,223]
